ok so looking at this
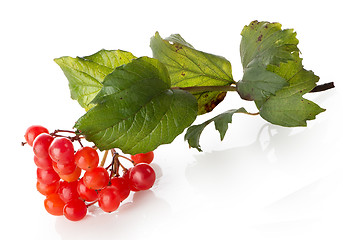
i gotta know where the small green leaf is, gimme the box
[185,108,247,151]
[55,50,136,111]
[75,57,198,154]
[237,21,299,101]
[150,32,235,115]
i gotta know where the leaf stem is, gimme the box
[310,82,335,93]
[172,85,236,93]
[243,111,260,116]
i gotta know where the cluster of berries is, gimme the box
[24,125,156,221]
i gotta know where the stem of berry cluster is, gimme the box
[110,149,120,178]
[50,129,85,147]
[100,149,136,178]
[100,150,109,167]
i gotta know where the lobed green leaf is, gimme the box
[237,21,325,127]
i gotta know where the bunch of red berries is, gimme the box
[24,125,156,221]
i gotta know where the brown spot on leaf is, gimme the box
[181,72,185,77]
[174,44,183,52]
[204,92,226,113]
[257,34,263,42]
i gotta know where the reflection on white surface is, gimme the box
[55,190,171,240]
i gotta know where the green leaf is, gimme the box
[237,21,299,101]
[55,49,136,111]
[236,21,325,127]
[184,108,247,151]
[150,32,235,115]
[75,57,198,154]
[258,53,325,127]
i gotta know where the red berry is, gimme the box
[63,199,87,221]
[34,155,53,170]
[131,151,154,164]
[44,193,65,216]
[48,137,74,164]
[52,161,77,175]
[110,177,130,201]
[123,168,140,192]
[24,125,49,146]
[98,186,121,213]
[57,181,79,203]
[33,133,54,159]
[129,163,156,191]
[77,178,98,202]
[59,167,81,182]
[74,146,99,170]
[36,181,60,196]
[37,168,60,185]
[83,167,109,190]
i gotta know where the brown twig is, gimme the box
[310,82,335,93]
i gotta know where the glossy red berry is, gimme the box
[74,146,99,170]
[33,133,54,159]
[59,167,81,182]
[24,125,49,146]
[129,163,156,191]
[98,186,121,213]
[34,155,53,170]
[83,167,109,190]
[37,168,60,185]
[36,181,60,196]
[131,151,154,164]
[77,178,98,202]
[48,137,74,164]
[52,161,77,175]
[57,181,79,203]
[123,168,140,192]
[44,193,65,216]
[110,177,130,201]
[63,199,87,221]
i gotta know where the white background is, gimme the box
[1,0,342,239]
